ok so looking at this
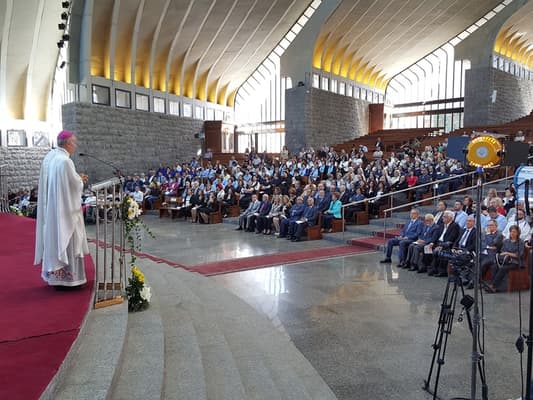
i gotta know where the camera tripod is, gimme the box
[423,267,488,400]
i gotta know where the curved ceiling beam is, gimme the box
[165,0,194,96]
[148,0,171,90]
[0,0,14,119]
[128,0,145,85]
[222,0,300,105]
[192,0,240,101]
[205,0,260,103]
[214,0,280,104]
[180,1,217,99]
[107,0,121,82]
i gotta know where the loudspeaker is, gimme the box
[446,136,470,164]
[501,141,529,166]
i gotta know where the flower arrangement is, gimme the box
[125,266,151,311]
[9,205,23,216]
[121,196,154,312]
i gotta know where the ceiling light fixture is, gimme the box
[62,34,70,41]
[58,23,66,30]
[57,40,64,49]
[61,12,68,20]
[62,1,70,8]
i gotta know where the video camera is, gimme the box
[435,249,474,272]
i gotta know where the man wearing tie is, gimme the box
[428,210,461,276]
[405,214,439,271]
[247,194,272,232]
[433,201,447,226]
[381,208,423,267]
[290,197,319,242]
[457,215,476,252]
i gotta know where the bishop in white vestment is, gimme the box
[34,131,89,287]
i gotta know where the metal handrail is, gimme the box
[341,169,478,210]
[377,174,513,240]
[382,175,512,214]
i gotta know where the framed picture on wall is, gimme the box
[7,130,27,147]
[32,132,50,147]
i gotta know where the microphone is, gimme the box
[79,152,123,177]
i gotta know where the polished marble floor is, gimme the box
[90,215,528,399]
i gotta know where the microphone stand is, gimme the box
[78,152,123,178]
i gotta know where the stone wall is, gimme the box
[285,86,369,152]
[488,69,533,125]
[63,102,205,183]
[464,66,533,126]
[0,147,49,191]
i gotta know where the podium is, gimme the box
[90,177,126,308]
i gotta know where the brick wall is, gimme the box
[0,147,49,191]
[285,86,369,152]
[465,67,533,126]
[62,102,205,183]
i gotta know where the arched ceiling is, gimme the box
[312,0,504,91]
[494,0,533,68]
[89,0,311,107]
[0,0,66,121]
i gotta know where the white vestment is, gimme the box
[34,147,89,286]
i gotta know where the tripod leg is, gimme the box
[424,277,459,400]
[460,281,489,400]
[424,279,453,390]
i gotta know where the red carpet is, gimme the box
[0,213,95,400]
[188,245,374,276]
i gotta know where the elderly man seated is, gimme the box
[380,208,423,267]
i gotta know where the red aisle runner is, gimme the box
[0,213,95,400]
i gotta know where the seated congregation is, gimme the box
[381,190,530,293]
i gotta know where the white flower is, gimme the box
[140,286,151,302]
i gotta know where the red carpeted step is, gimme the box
[188,245,373,276]
[373,228,401,239]
[349,236,387,250]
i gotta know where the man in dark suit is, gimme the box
[290,197,319,242]
[381,208,423,267]
[279,197,305,238]
[247,194,272,232]
[456,215,476,252]
[405,214,440,271]
[428,210,461,276]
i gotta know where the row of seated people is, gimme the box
[381,207,528,292]
[234,192,343,242]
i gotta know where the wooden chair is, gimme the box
[331,218,345,232]
[306,213,323,241]
[354,202,369,225]
[208,202,223,224]
[227,193,240,217]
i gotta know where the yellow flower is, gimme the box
[127,208,135,220]
[137,274,145,284]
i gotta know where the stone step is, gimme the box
[109,292,165,400]
[173,268,336,400]
[144,262,249,400]
[141,261,208,400]
[43,243,128,400]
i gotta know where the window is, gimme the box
[195,106,204,120]
[347,84,353,97]
[339,82,345,95]
[115,89,131,108]
[136,93,149,111]
[215,109,223,120]
[183,103,192,117]
[206,108,215,120]
[169,100,180,116]
[313,73,319,88]
[331,79,337,93]
[154,97,165,113]
[321,76,329,91]
[92,85,110,105]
